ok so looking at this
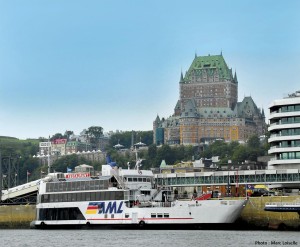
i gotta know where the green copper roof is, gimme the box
[182,54,235,83]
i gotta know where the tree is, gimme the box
[64,130,74,140]
[156,144,175,166]
[147,144,157,161]
[86,126,103,149]
[247,135,260,149]
[51,133,64,140]
[51,154,91,173]
[232,145,248,163]
[108,131,132,148]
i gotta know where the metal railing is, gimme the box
[110,169,126,189]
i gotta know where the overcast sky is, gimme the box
[0,0,299,139]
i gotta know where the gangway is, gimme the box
[1,179,40,205]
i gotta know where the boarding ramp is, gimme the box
[1,179,40,205]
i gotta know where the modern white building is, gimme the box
[268,90,300,169]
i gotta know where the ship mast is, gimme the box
[47,136,51,174]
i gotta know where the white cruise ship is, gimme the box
[30,160,247,229]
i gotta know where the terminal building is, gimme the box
[268,90,300,170]
[153,53,266,145]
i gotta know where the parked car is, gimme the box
[251,188,275,197]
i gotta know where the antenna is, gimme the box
[48,136,51,174]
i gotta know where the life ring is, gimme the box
[138,170,142,175]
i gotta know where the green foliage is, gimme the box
[19,157,40,184]
[51,154,92,173]
[200,135,268,164]
[108,131,133,148]
[108,131,153,149]
[0,132,270,185]
[0,137,39,157]
[64,130,74,140]
[50,133,64,140]
[86,126,103,139]
[247,135,260,149]
[232,145,248,162]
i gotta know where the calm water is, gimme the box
[0,230,299,247]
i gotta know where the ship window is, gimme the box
[133,178,137,182]
[77,193,85,201]
[151,213,156,218]
[79,181,85,190]
[55,183,60,192]
[104,214,108,219]
[125,213,130,218]
[47,183,53,192]
[143,178,146,182]
[111,214,114,219]
[42,194,49,203]
[128,178,132,182]
[102,191,109,200]
[39,207,84,221]
[71,193,76,201]
[141,190,150,196]
[99,180,105,190]
[96,192,101,201]
[63,193,67,202]
[86,193,91,201]
[56,194,61,202]
[66,182,72,191]
[164,213,169,218]
[90,180,95,190]
[76,182,81,190]
[59,183,64,192]
[157,213,163,218]
[115,191,124,200]
[91,192,96,201]
[138,178,143,182]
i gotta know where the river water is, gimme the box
[0,229,299,247]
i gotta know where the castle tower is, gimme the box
[179,53,238,110]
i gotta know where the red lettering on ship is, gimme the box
[65,173,90,179]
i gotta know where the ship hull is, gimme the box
[31,199,247,229]
[32,222,242,230]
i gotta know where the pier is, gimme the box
[155,169,300,197]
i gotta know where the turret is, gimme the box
[180,71,185,83]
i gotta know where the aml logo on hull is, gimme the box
[85,201,123,215]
